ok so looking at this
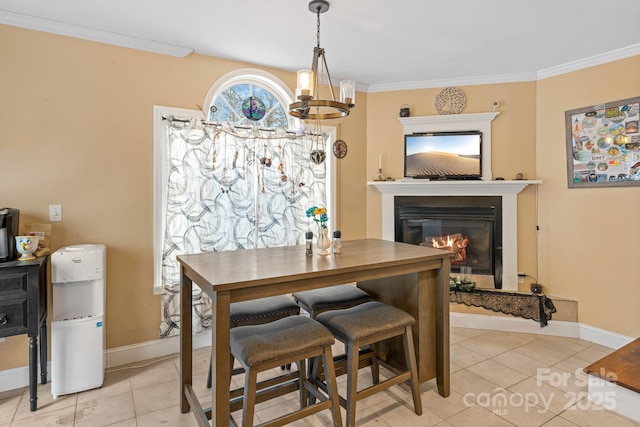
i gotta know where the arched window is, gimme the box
[202,69,299,130]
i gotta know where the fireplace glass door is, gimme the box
[395,196,503,287]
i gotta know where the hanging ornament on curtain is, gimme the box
[211,141,217,171]
[259,142,271,193]
[278,140,288,185]
[242,96,266,121]
[221,133,230,193]
[310,149,326,165]
[310,132,326,165]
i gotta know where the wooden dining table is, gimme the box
[178,238,453,426]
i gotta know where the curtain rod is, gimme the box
[162,115,323,137]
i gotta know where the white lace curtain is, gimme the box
[160,117,327,337]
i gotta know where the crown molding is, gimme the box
[367,72,538,93]
[0,11,193,57]
[537,43,640,80]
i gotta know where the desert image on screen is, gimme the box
[405,134,480,177]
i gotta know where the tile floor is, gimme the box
[0,327,638,426]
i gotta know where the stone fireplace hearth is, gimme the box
[370,180,540,291]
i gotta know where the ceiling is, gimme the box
[2,0,639,91]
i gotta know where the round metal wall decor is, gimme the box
[332,139,348,158]
[435,87,467,115]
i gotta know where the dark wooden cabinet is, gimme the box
[0,256,48,411]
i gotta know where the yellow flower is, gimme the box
[314,207,327,215]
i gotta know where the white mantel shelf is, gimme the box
[369,180,541,196]
[369,179,542,291]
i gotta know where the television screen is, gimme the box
[404,131,482,179]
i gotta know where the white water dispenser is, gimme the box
[51,244,106,398]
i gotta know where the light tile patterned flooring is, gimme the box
[0,327,638,426]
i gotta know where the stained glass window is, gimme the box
[209,80,291,129]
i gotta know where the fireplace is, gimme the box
[370,179,540,291]
[395,196,503,288]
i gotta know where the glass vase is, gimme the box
[316,227,331,255]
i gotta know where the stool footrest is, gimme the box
[230,378,300,413]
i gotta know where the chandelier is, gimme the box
[289,0,356,120]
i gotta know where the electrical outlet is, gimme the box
[49,205,62,222]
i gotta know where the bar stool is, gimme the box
[230,315,343,427]
[316,301,422,427]
[293,284,372,319]
[293,284,373,384]
[207,295,300,388]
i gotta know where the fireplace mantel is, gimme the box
[369,180,540,196]
[369,179,542,291]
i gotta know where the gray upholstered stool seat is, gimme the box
[207,295,300,388]
[230,316,343,427]
[316,301,422,427]
[293,284,372,319]
[230,295,300,327]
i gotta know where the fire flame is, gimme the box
[431,234,468,263]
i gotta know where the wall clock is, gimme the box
[435,87,467,115]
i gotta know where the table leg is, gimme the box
[180,267,193,414]
[212,291,231,426]
[436,259,451,397]
[29,336,37,411]
[40,318,47,384]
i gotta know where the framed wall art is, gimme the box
[565,96,640,188]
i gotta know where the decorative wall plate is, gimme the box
[435,87,467,115]
[332,139,348,158]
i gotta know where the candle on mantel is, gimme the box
[378,153,382,170]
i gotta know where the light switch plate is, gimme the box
[49,205,62,222]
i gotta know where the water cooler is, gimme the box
[51,244,106,398]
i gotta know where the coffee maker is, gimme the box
[0,208,19,262]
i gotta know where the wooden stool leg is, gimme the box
[345,342,359,427]
[242,368,258,427]
[207,349,213,389]
[403,326,422,416]
[371,342,380,384]
[309,355,321,406]
[297,359,308,408]
[322,347,344,427]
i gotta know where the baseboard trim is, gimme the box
[0,331,212,394]
[450,312,581,338]
[450,312,633,349]
[1,315,633,394]
[107,330,212,368]
[578,323,634,350]
[0,362,51,393]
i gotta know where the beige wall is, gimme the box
[536,56,640,338]
[0,25,366,370]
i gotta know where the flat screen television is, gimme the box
[404,131,482,180]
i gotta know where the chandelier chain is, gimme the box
[316,7,321,48]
